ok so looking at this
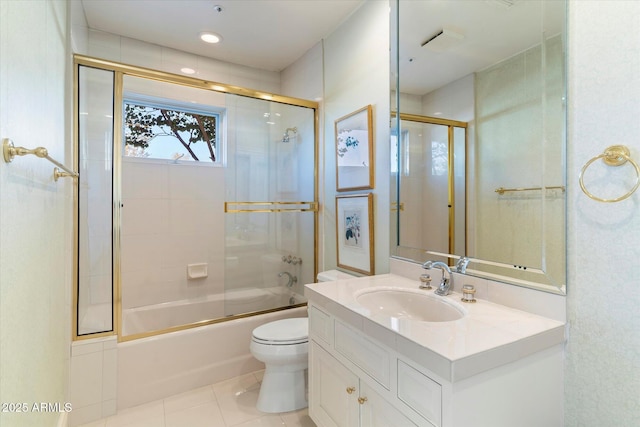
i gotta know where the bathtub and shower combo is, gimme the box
[73,55,319,409]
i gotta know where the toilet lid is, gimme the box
[252,318,308,344]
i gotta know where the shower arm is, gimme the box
[282,127,298,142]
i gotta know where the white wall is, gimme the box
[566,1,640,424]
[322,0,390,276]
[0,1,71,426]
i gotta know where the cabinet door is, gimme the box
[309,341,359,427]
[359,382,418,427]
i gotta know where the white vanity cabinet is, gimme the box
[309,304,435,427]
[310,341,419,427]
[306,278,565,427]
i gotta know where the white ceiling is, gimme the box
[81,0,364,72]
[396,0,565,95]
[81,0,563,96]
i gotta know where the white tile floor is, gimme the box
[79,370,316,427]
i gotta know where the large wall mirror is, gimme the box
[390,0,566,294]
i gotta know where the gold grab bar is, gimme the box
[224,201,318,213]
[3,138,78,181]
[495,186,565,195]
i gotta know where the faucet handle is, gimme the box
[419,274,432,290]
[456,257,470,274]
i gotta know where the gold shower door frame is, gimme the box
[73,55,319,342]
[392,112,467,261]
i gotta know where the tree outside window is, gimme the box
[124,101,218,162]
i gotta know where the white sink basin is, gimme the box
[355,287,466,322]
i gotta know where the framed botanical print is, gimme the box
[335,105,374,191]
[336,193,374,275]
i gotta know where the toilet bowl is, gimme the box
[250,270,356,413]
[250,317,309,413]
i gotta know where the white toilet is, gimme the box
[250,269,356,413]
[250,317,309,413]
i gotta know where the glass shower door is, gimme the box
[223,95,316,316]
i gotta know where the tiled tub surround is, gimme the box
[117,307,308,411]
[70,307,308,426]
[305,274,565,427]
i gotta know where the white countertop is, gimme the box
[305,273,565,382]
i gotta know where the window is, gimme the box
[431,140,447,176]
[124,100,219,162]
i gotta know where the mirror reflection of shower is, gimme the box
[282,127,297,143]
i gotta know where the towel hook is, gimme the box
[579,145,640,203]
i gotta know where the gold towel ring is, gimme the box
[579,145,640,203]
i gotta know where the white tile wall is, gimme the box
[120,37,163,71]
[120,160,225,310]
[69,337,118,426]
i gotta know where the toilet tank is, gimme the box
[316,269,356,282]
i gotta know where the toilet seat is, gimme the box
[252,318,308,345]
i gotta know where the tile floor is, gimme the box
[78,370,316,427]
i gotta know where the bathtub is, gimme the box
[122,286,306,336]
[117,289,307,409]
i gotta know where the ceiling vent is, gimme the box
[421,29,465,53]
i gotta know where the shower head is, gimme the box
[282,127,297,143]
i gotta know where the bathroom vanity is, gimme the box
[305,274,565,427]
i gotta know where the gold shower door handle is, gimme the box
[346,386,356,394]
[358,396,368,405]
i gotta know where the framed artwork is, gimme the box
[335,105,374,191]
[336,193,375,275]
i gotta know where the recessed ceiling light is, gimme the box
[181,67,196,75]
[200,32,222,44]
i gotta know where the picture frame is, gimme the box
[335,105,374,191]
[336,193,375,275]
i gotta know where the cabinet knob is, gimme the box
[346,386,356,394]
[358,397,368,405]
